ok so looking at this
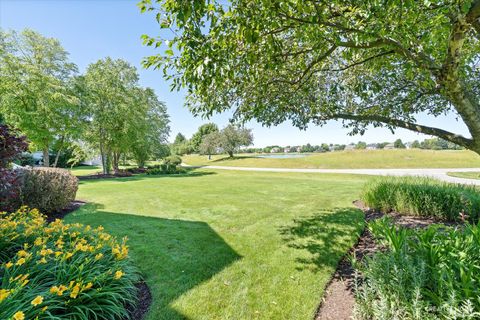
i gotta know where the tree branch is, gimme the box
[317,113,474,148]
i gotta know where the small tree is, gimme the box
[411,140,421,149]
[394,139,406,149]
[0,125,28,211]
[218,125,253,157]
[356,141,367,150]
[191,123,219,152]
[199,132,220,160]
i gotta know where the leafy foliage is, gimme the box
[217,125,253,157]
[17,168,78,213]
[355,217,480,319]
[140,0,480,153]
[0,125,28,211]
[361,177,480,222]
[0,207,139,320]
[190,123,219,152]
[0,30,83,167]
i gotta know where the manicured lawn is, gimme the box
[65,169,366,319]
[70,165,102,176]
[184,149,480,169]
[447,171,480,180]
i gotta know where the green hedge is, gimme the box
[361,177,480,222]
[354,218,480,319]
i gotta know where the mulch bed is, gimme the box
[45,200,87,223]
[315,200,455,320]
[45,201,152,320]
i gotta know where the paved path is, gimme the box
[183,164,480,185]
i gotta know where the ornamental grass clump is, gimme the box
[0,207,140,320]
[354,217,480,319]
[361,177,480,222]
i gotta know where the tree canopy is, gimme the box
[140,0,480,153]
[0,29,81,166]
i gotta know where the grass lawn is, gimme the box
[70,165,102,176]
[183,149,480,169]
[447,171,480,180]
[65,169,366,319]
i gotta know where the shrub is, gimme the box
[146,164,186,175]
[0,125,28,211]
[163,155,182,166]
[14,153,35,167]
[18,168,78,213]
[354,218,480,319]
[361,177,480,222]
[0,207,139,320]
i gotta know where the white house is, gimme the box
[384,143,395,150]
[344,144,355,151]
[366,144,377,150]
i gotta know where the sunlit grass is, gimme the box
[66,169,366,319]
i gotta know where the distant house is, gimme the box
[284,147,291,153]
[270,147,281,153]
[82,156,102,166]
[295,146,302,152]
[384,143,395,150]
[344,144,355,151]
[405,142,412,149]
[366,144,377,150]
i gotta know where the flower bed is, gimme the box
[0,207,140,319]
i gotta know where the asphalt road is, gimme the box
[183,165,480,185]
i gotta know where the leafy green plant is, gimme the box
[361,177,480,222]
[146,164,185,175]
[0,207,140,320]
[354,218,480,319]
[162,155,182,166]
[18,168,78,213]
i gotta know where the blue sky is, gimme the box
[0,0,470,147]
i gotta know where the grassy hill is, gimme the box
[183,149,480,169]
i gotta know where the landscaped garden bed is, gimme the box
[318,177,480,320]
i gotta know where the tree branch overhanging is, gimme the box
[315,113,474,148]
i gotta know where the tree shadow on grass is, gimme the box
[279,208,364,273]
[78,169,217,185]
[210,155,259,162]
[68,205,241,320]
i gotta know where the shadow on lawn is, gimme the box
[210,155,258,162]
[68,205,241,320]
[78,169,217,185]
[279,208,364,273]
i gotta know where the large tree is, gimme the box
[218,124,253,157]
[129,88,170,168]
[0,29,80,166]
[83,58,140,174]
[140,1,480,154]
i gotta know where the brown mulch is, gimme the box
[77,173,133,180]
[315,200,456,320]
[127,281,152,320]
[45,200,87,223]
[45,201,152,320]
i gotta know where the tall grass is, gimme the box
[361,177,480,222]
[354,218,480,319]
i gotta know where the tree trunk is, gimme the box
[208,154,211,160]
[52,136,65,168]
[228,151,234,157]
[112,152,120,174]
[42,147,50,167]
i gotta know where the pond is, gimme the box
[256,154,309,159]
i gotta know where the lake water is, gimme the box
[256,154,308,159]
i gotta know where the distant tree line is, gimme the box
[0,29,170,174]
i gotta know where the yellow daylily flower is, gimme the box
[31,295,43,306]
